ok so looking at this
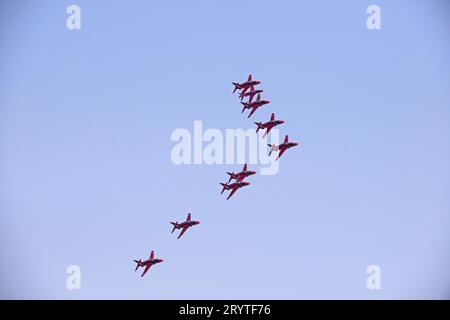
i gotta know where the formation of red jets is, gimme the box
[220,74,300,200]
[220,163,255,200]
[232,74,299,159]
[134,74,299,277]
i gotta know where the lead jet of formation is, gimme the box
[241,93,270,118]
[170,213,200,239]
[227,163,256,183]
[255,113,285,137]
[232,74,261,96]
[268,135,299,161]
[220,181,250,200]
[133,250,164,277]
[239,88,264,103]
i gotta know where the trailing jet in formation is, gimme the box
[268,135,299,160]
[241,93,270,118]
[239,88,263,103]
[220,181,250,200]
[227,163,256,183]
[232,74,261,96]
[133,250,163,277]
[170,213,200,239]
[255,113,285,137]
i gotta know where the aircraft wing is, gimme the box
[141,264,152,277]
[227,188,238,200]
[150,250,154,259]
[276,148,286,161]
[265,126,273,137]
[177,226,189,239]
[247,107,258,118]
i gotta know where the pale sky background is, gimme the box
[1,0,450,299]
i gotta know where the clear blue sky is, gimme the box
[1,0,449,299]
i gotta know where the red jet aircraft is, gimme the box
[220,181,250,200]
[255,113,285,137]
[227,163,256,183]
[239,88,264,103]
[232,74,261,96]
[241,94,270,118]
[133,250,164,277]
[268,135,299,160]
[170,213,200,239]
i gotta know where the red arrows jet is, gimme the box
[268,135,299,160]
[241,94,270,118]
[232,74,261,96]
[133,250,164,277]
[220,181,250,200]
[239,88,264,103]
[255,113,285,137]
[226,163,256,183]
[170,213,200,239]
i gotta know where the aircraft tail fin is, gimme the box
[268,144,274,156]
[170,222,178,233]
[133,259,142,271]
[232,82,240,93]
[220,183,228,194]
[240,102,247,113]
[255,122,262,133]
